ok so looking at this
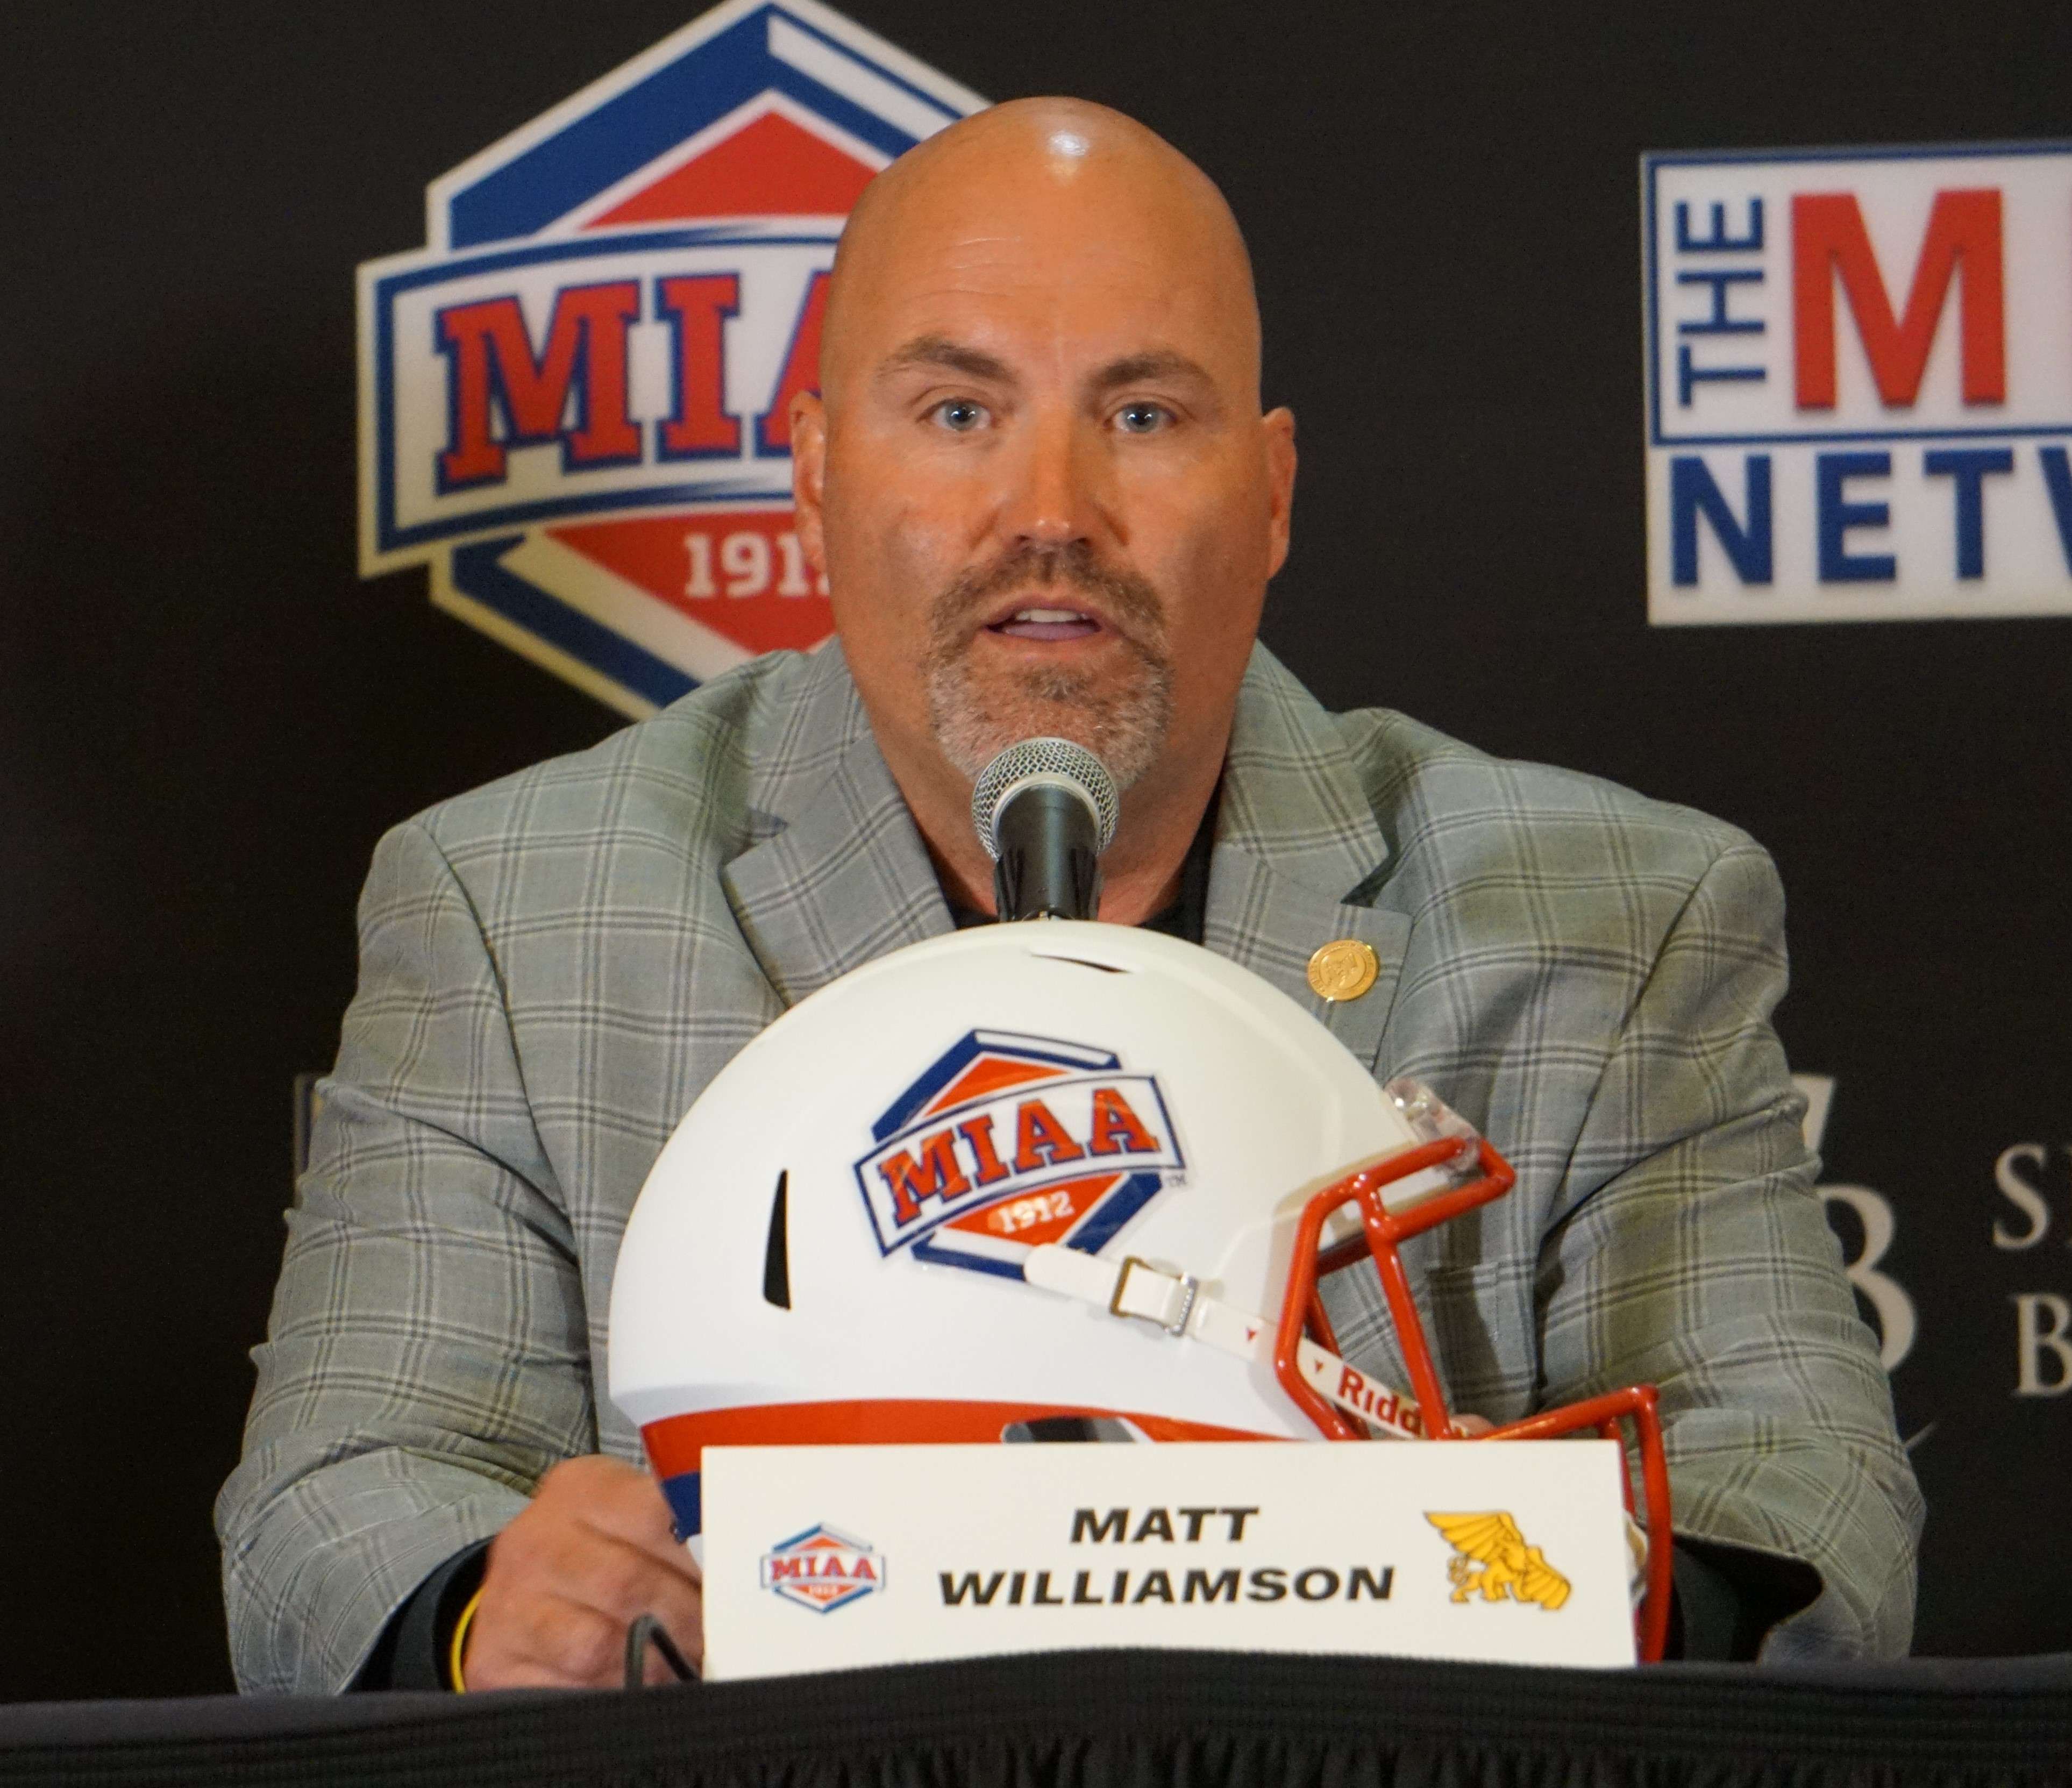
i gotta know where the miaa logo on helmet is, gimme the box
[855,1030,1186,1280]
[357,1,982,715]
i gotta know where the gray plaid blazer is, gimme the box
[217,641,1920,1691]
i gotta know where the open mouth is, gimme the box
[986,604,1103,642]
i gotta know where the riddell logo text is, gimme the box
[1642,144,2072,624]
[1335,1364,1422,1435]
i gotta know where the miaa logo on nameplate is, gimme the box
[760,1523,884,1612]
[357,0,983,714]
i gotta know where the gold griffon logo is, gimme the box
[1425,1512,1571,1611]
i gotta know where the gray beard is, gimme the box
[927,655,1174,789]
[921,543,1174,790]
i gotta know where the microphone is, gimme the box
[970,738,1120,922]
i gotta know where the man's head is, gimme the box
[791,98,1294,909]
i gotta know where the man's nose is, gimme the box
[998,411,1105,550]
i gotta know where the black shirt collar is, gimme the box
[946,787,1217,946]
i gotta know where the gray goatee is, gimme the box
[923,541,1173,790]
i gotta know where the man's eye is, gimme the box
[1114,402,1172,434]
[930,398,989,432]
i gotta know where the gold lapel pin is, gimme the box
[1307,937,1379,1002]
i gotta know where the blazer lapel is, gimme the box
[1205,646,1411,1071]
[721,641,1410,1044]
[722,649,952,1008]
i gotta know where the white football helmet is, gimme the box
[609,921,1671,1656]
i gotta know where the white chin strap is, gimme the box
[1023,1242,1425,1441]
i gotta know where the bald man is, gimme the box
[795,99,1288,931]
[219,101,1919,1692]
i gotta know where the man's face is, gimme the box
[793,127,1294,806]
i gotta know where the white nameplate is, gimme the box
[699,1441,1636,1679]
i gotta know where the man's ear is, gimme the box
[790,391,829,572]
[1262,405,1297,580]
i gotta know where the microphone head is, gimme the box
[970,737,1120,861]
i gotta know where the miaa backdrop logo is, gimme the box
[357,0,984,715]
[1643,143,2072,625]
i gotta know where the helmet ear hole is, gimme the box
[762,1172,791,1310]
[1002,1416,1143,1443]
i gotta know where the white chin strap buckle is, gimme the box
[1108,1255,1200,1336]
[1024,1241,1423,1441]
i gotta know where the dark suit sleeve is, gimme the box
[1535,842,1923,1658]
[352,1541,490,1691]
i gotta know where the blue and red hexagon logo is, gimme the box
[358,0,983,714]
[856,1030,1186,1280]
[760,1523,884,1612]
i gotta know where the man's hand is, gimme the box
[461,1455,702,1689]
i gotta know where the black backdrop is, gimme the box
[2,1,2067,1702]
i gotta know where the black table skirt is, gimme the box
[2,1649,2066,1788]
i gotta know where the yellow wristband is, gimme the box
[447,1586,485,1693]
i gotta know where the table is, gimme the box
[2,1648,2064,1787]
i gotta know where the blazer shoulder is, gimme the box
[403,650,826,864]
[1334,707,1769,900]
